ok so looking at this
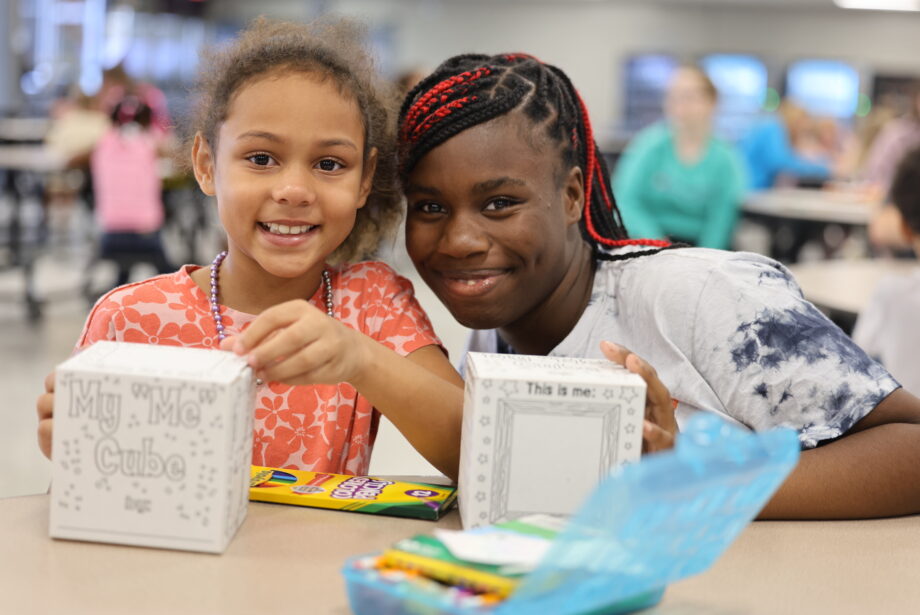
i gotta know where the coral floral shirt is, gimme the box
[76,261,442,475]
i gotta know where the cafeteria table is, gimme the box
[0,144,67,318]
[2,493,919,614]
[787,258,917,316]
[743,188,875,262]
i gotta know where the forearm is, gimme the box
[759,422,920,519]
[350,338,463,481]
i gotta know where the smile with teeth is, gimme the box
[259,222,317,235]
[438,270,510,296]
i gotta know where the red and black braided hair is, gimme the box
[397,53,672,258]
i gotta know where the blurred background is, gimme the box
[3,0,919,498]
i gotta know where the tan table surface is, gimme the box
[744,188,874,225]
[0,117,50,142]
[0,144,67,173]
[2,494,920,614]
[787,258,917,315]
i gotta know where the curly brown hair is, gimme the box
[182,17,401,263]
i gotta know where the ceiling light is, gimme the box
[834,0,920,11]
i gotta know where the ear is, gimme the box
[191,132,216,197]
[562,166,585,226]
[356,146,378,210]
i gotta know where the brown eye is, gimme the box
[317,159,342,172]
[247,153,273,166]
[415,201,446,215]
[484,197,514,211]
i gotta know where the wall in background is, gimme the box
[217,0,920,143]
[0,0,22,112]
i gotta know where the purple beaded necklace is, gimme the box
[208,250,334,343]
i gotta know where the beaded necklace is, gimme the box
[208,251,333,385]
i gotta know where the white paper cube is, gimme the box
[50,341,254,553]
[459,352,646,529]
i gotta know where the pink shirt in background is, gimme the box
[91,127,164,233]
[862,118,920,195]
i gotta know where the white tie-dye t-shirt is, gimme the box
[466,247,900,448]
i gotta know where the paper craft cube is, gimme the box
[459,352,646,529]
[50,341,254,553]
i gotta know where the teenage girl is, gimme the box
[36,19,462,479]
[397,53,920,518]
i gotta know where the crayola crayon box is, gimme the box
[249,466,457,520]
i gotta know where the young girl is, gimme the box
[398,53,920,518]
[89,96,173,288]
[37,19,463,479]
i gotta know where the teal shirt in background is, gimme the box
[613,122,746,250]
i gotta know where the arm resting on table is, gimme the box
[759,388,920,519]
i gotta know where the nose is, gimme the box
[271,165,317,206]
[437,210,490,259]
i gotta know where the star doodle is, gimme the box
[499,381,520,397]
[479,416,491,427]
[603,388,616,400]
[478,475,486,483]
[625,423,636,434]
[476,491,487,502]
[619,388,639,404]
[625,442,633,450]
[478,454,489,464]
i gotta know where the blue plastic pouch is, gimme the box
[344,413,800,615]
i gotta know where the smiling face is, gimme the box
[193,70,375,283]
[404,113,585,330]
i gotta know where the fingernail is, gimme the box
[601,340,618,351]
[246,354,258,368]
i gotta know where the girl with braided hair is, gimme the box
[399,53,920,519]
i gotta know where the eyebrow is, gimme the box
[472,177,526,193]
[404,176,527,197]
[236,131,358,151]
[237,130,283,143]
[404,182,441,196]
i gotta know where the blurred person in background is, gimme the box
[862,83,920,195]
[45,87,111,167]
[833,104,898,181]
[739,100,831,190]
[98,64,172,135]
[862,85,920,252]
[43,87,111,212]
[613,65,745,249]
[853,146,920,393]
[88,96,172,289]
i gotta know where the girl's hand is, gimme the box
[37,371,55,459]
[600,341,677,453]
[220,299,371,387]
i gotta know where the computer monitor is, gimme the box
[701,53,769,141]
[622,53,679,134]
[785,59,860,119]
